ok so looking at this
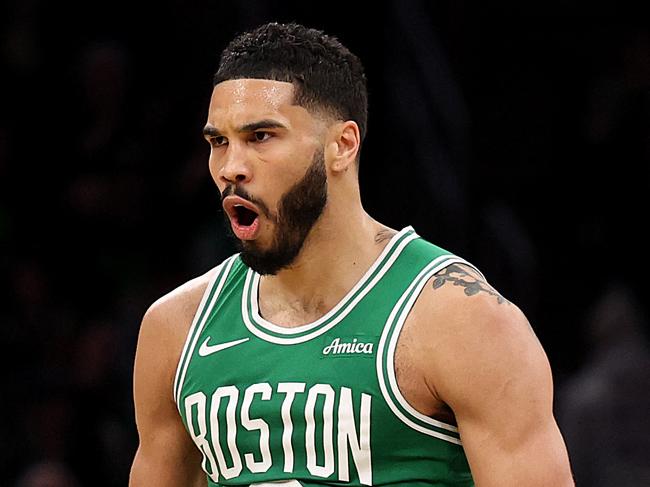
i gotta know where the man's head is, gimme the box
[205,23,368,275]
[214,22,368,159]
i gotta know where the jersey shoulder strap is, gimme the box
[172,253,240,405]
[377,236,485,442]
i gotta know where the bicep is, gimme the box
[460,418,573,487]
[130,305,205,487]
[432,302,574,487]
[454,353,573,486]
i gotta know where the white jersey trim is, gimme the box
[173,254,238,407]
[242,229,419,345]
[248,226,415,335]
[377,254,486,445]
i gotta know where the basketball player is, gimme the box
[130,22,574,486]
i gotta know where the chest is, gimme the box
[260,302,456,425]
[179,322,380,485]
[174,247,471,485]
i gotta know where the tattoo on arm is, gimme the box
[432,263,510,305]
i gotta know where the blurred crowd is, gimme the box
[1,2,648,485]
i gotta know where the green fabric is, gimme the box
[175,226,475,486]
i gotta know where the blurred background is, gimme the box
[1,1,649,486]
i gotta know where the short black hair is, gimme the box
[214,22,368,163]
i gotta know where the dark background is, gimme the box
[1,2,649,486]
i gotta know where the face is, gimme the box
[204,79,329,275]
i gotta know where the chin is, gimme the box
[239,250,281,276]
[238,238,302,276]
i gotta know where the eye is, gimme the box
[209,136,227,147]
[253,131,271,143]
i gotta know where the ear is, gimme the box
[325,121,360,173]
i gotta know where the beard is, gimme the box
[220,146,328,276]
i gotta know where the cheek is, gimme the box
[256,172,295,218]
[267,164,303,198]
[208,152,222,187]
[276,151,313,182]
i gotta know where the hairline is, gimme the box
[214,76,341,124]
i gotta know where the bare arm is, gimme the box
[130,288,208,486]
[424,265,574,487]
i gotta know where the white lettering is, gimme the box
[305,384,335,478]
[210,386,242,479]
[337,387,372,485]
[276,382,306,473]
[186,382,374,484]
[241,383,272,473]
[184,392,220,482]
[322,338,374,355]
[322,338,339,355]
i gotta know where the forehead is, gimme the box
[207,78,313,130]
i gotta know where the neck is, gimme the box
[258,204,397,325]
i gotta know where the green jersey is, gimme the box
[174,226,479,486]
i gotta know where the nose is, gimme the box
[215,142,253,186]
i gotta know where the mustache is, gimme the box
[221,185,270,219]
[221,184,248,202]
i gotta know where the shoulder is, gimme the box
[412,261,532,339]
[422,262,532,336]
[148,266,217,318]
[136,260,229,368]
[408,262,552,409]
[145,267,216,328]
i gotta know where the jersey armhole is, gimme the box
[376,253,484,446]
[172,254,239,408]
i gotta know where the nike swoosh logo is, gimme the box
[198,337,250,357]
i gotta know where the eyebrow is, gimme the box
[202,119,288,138]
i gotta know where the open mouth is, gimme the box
[234,204,259,227]
[223,195,262,240]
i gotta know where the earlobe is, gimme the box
[329,121,359,173]
[330,153,351,174]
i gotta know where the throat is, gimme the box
[254,222,399,328]
[259,299,331,328]
[258,278,335,328]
